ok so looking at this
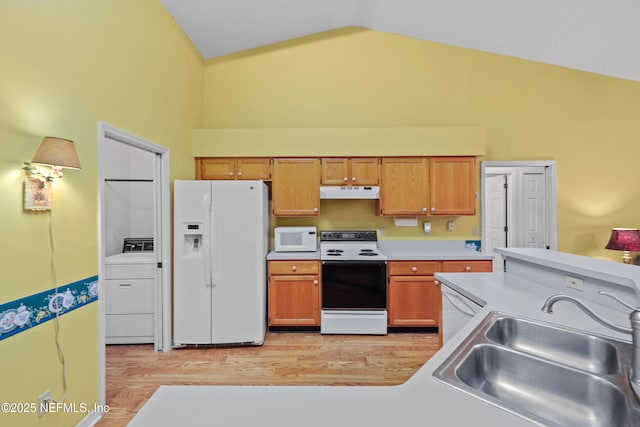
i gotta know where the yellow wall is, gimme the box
[0,1,202,425]
[201,27,640,259]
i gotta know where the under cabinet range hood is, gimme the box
[320,186,380,199]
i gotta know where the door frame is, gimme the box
[97,122,172,408]
[481,160,558,256]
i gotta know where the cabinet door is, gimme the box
[321,158,350,185]
[388,276,440,327]
[272,158,320,216]
[351,158,379,185]
[429,157,476,215]
[268,275,320,326]
[379,158,428,216]
[198,158,236,180]
[236,158,271,180]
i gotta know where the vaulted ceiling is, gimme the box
[160,0,640,82]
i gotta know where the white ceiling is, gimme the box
[160,0,640,82]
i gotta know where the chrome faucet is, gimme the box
[541,293,640,401]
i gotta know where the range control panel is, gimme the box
[122,238,154,253]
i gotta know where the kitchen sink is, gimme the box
[434,312,640,427]
[485,315,621,375]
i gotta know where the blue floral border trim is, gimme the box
[0,275,99,341]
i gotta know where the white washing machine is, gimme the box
[105,238,155,344]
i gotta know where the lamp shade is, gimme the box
[31,136,81,169]
[605,228,640,252]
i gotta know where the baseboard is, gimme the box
[76,410,103,427]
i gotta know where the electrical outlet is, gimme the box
[447,221,455,232]
[565,276,584,291]
[38,390,51,417]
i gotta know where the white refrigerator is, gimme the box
[173,180,269,346]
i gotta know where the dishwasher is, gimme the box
[440,284,483,344]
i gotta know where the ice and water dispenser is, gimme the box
[182,222,203,256]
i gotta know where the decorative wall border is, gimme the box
[0,275,98,341]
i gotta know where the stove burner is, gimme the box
[359,252,379,256]
[360,249,374,252]
[325,253,343,256]
[326,249,344,253]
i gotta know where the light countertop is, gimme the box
[266,239,492,261]
[129,249,634,426]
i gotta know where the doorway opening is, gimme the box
[97,122,172,408]
[481,161,558,271]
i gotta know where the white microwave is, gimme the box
[274,226,317,252]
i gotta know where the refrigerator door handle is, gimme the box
[202,193,213,287]
[210,200,216,287]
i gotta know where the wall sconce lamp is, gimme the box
[23,136,81,181]
[605,228,640,264]
[22,136,81,211]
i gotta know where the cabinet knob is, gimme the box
[313,207,318,212]
[351,177,356,182]
[313,280,318,285]
[435,280,440,286]
[431,207,436,212]
[422,207,427,212]
[465,266,471,272]
[291,265,297,271]
[228,171,234,176]
[411,266,418,272]
[237,171,243,176]
[343,177,348,182]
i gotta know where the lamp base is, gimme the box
[623,251,632,264]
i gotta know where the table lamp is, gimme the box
[605,228,640,263]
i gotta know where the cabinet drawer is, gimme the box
[269,260,319,275]
[388,261,441,276]
[441,260,492,273]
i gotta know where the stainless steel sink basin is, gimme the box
[485,315,621,374]
[434,312,640,427]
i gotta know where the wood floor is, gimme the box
[98,331,439,426]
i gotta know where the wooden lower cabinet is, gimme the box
[388,260,492,329]
[388,275,440,327]
[388,261,441,327]
[268,260,320,326]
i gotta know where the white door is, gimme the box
[522,171,547,248]
[484,174,508,271]
[173,180,212,345]
[481,161,557,266]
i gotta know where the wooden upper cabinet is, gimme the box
[351,158,379,185]
[429,157,476,215]
[197,158,271,180]
[198,158,235,180]
[272,158,320,216]
[236,158,271,180]
[321,158,379,185]
[379,158,429,216]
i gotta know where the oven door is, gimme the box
[321,261,387,310]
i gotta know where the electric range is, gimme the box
[320,230,388,335]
